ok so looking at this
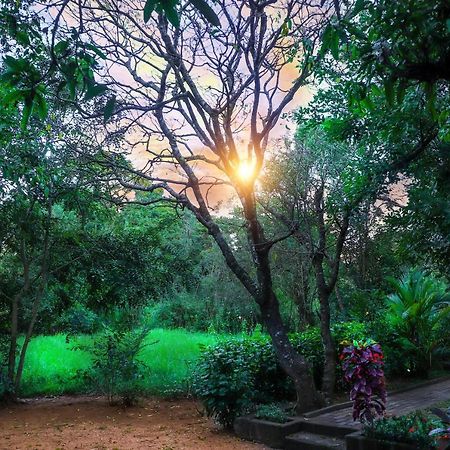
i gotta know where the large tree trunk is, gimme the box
[293,264,315,328]
[312,183,338,404]
[7,293,19,388]
[15,282,48,391]
[7,239,31,397]
[243,192,323,412]
[260,291,323,412]
[317,287,336,405]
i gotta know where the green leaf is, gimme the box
[20,93,34,131]
[85,43,107,60]
[16,30,30,46]
[2,88,25,105]
[3,55,25,72]
[85,82,108,101]
[383,79,395,106]
[446,18,450,32]
[103,95,116,123]
[320,24,333,55]
[370,84,382,96]
[163,3,180,27]
[351,0,366,17]
[0,70,19,85]
[54,40,70,55]
[396,81,407,104]
[34,92,48,120]
[144,0,158,23]
[67,78,76,101]
[190,0,220,27]
[329,28,339,59]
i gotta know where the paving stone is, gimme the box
[304,379,450,432]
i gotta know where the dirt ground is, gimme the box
[0,396,266,450]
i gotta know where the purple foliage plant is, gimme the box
[340,340,387,424]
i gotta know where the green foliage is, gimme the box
[364,412,438,450]
[193,322,367,427]
[143,0,220,27]
[0,335,11,400]
[391,143,450,271]
[0,12,109,129]
[0,0,219,128]
[322,0,450,139]
[192,339,255,427]
[255,403,289,424]
[76,323,151,405]
[145,289,257,334]
[56,303,100,335]
[19,329,221,398]
[386,269,450,376]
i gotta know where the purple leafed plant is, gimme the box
[340,340,387,424]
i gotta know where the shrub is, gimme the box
[255,403,289,423]
[364,412,438,450]
[193,321,368,427]
[76,324,151,405]
[56,303,99,334]
[192,340,255,427]
[340,340,387,424]
[386,269,450,377]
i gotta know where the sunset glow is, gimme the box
[236,159,256,183]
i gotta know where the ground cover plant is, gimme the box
[364,412,440,450]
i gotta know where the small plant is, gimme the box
[429,407,450,444]
[255,403,289,423]
[364,412,438,450]
[76,324,153,406]
[340,340,387,423]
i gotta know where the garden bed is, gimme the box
[234,414,303,448]
[346,431,419,450]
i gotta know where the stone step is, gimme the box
[285,431,345,450]
[298,418,357,438]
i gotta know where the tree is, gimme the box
[0,0,220,128]
[45,0,340,411]
[320,0,450,141]
[259,68,443,400]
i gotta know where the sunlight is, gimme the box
[236,159,256,183]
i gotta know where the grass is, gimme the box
[20,329,225,397]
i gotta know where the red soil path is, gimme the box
[0,396,266,450]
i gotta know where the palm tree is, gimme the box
[387,269,450,376]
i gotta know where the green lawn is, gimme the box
[20,329,224,397]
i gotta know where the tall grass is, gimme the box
[20,329,224,397]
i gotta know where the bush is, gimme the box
[364,412,438,450]
[193,321,367,427]
[75,324,151,405]
[56,303,99,334]
[255,403,289,423]
[386,269,450,377]
[192,340,255,427]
